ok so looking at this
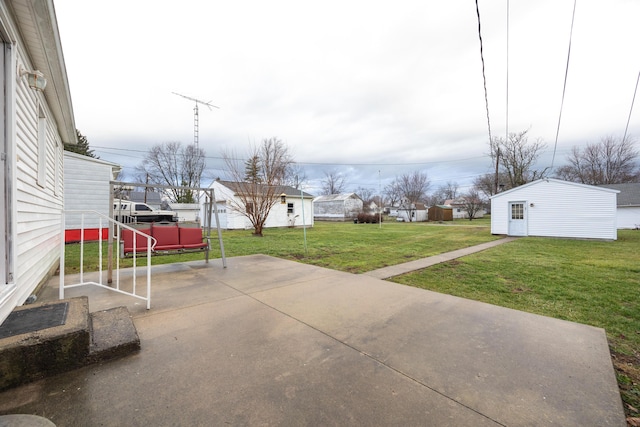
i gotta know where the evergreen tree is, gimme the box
[244,154,262,183]
[64,129,97,158]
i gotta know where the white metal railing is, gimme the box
[60,210,154,309]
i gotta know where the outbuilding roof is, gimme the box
[313,193,362,202]
[598,183,640,206]
[9,0,76,144]
[490,178,619,199]
[215,180,315,198]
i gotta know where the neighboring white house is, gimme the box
[444,198,486,219]
[64,152,121,242]
[169,203,201,223]
[207,180,314,230]
[598,183,640,229]
[313,193,363,221]
[397,203,427,222]
[491,178,619,240]
[0,0,77,324]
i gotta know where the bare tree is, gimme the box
[555,136,639,185]
[137,141,205,203]
[321,170,347,195]
[431,181,459,204]
[490,129,548,188]
[354,187,376,212]
[473,172,511,199]
[285,163,308,189]
[222,137,293,236]
[397,171,430,222]
[461,189,484,221]
[354,187,375,202]
[384,179,403,207]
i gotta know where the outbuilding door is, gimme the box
[508,201,527,236]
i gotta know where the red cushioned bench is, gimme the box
[121,223,210,261]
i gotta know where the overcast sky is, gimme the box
[54,0,640,195]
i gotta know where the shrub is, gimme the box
[356,213,383,224]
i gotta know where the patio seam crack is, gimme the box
[223,281,507,427]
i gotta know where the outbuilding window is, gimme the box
[287,203,294,214]
[511,203,524,220]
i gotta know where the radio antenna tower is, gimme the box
[172,92,219,148]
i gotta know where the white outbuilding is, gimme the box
[64,152,121,242]
[598,183,640,229]
[490,178,619,240]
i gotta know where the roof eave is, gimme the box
[10,0,77,144]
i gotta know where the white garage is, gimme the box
[598,183,640,229]
[491,178,619,240]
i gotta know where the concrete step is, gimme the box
[0,296,139,392]
[88,306,140,363]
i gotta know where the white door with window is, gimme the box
[508,201,527,236]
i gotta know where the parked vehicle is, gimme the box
[113,199,178,223]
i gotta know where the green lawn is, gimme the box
[64,218,498,275]
[63,218,640,416]
[209,218,498,273]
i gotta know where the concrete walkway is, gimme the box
[0,254,625,426]
[365,236,519,279]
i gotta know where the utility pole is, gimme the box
[494,148,501,194]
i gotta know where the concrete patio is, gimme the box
[0,255,626,426]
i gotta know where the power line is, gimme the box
[550,0,577,170]
[92,145,488,167]
[505,0,509,142]
[623,69,640,144]
[475,0,493,146]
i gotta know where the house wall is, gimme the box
[202,201,228,229]
[452,207,466,219]
[10,51,63,314]
[397,209,427,222]
[209,182,248,229]
[344,197,363,219]
[428,206,453,221]
[264,197,313,228]
[617,207,640,229]
[169,203,201,222]
[0,1,77,325]
[64,152,118,241]
[451,206,485,219]
[314,200,346,221]
[209,181,313,230]
[314,195,363,221]
[491,179,618,240]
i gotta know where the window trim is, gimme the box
[37,105,46,188]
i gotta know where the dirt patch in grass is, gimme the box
[611,349,640,422]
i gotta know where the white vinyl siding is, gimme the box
[209,181,314,230]
[313,193,363,221]
[64,152,119,230]
[491,179,618,240]
[616,207,640,229]
[13,50,64,308]
[0,0,77,324]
